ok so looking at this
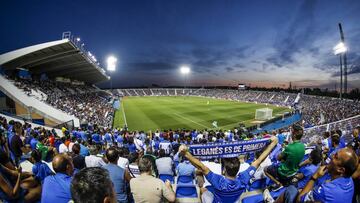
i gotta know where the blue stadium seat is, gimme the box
[241,194,263,203]
[177,175,194,184]
[159,174,175,183]
[241,187,286,203]
[248,179,266,191]
[176,184,198,198]
[270,187,286,199]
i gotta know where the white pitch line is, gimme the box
[174,113,209,129]
[121,100,128,126]
[211,118,255,130]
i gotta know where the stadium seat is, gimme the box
[248,179,266,191]
[239,187,286,203]
[177,175,194,184]
[240,194,263,203]
[270,187,286,199]
[175,184,198,198]
[159,174,175,184]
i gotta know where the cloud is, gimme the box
[331,55,360,77]
[268,0,318,67]
[225,67,234,72]
[332,65,360,77]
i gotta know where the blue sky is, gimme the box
[0,0,359,88]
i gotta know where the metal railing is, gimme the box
[302,114,360,144]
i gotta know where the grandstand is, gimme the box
[0,34,359,203]
[0,36,111,129]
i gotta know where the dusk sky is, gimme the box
[1,0,360,89]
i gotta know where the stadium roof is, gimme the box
[0,39,109,84]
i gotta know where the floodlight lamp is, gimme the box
[180,66,190,74]
[107,56,117,71]
[333,42,347,55]
[88,51,92,57]
[76,37,81,42]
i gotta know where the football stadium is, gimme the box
[0,1,360,203]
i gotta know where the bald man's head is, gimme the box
[52,154,73,175]
[329,148,358,178]
[341,148,358,177]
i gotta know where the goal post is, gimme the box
[255,108,273,120]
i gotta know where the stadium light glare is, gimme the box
[88,51,92,57]
[76,37,81,42]
[333,42,347,55]
[107,56,117,71]
[180,66,190,74]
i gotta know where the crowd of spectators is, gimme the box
[7,71,360,130]
[1,113,360,203]
[7,75,114,127]
[116,88,360,128]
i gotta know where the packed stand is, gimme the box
[7,75,114,127]
[2,113,360,202]
[117,88,360,128]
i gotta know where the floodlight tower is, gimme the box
[107,56,118,91]
[333,42,347,99]
[180,66,190,89]
[338,23,348,94]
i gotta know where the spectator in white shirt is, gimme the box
[116,147,129,169]
[156,149,174,176]
[85,145,106,167]
[58,137,69,154]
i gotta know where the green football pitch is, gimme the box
[113,96,289,131]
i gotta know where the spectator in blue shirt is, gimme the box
[79,142,90,157]
[176,159,195,177]
[31,149,54,183]
[327,134,343,159]
[41,154,74,203]
[30,133,38,150]
[104,131,113,147]
[116,134,124,147]
[127,137,137,153]
[71,167,117,203]
[273,148,358,203]
[79,130,87,142]
[277,130,286,145]
[92,132,101,144]
[103,147,132,203]
[294,148,322,189]
[178,136,278,203]
[71,143,86,170]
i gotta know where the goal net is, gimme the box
[255,108,273,120]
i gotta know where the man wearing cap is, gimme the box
[265,124,305,189]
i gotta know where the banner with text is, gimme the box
[189,138,270,159]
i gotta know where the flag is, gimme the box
[212,121,218,128]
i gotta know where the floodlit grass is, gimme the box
[113,96,289,131]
